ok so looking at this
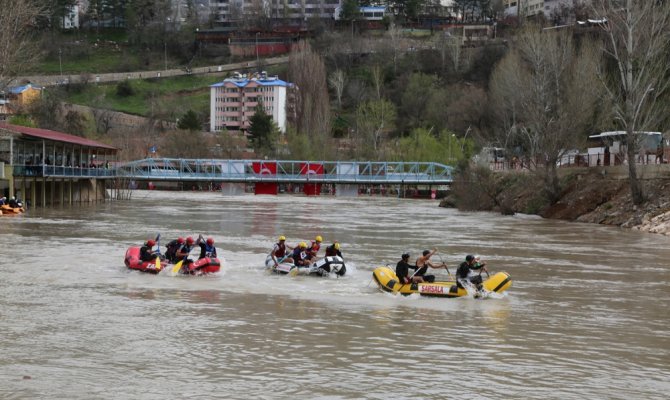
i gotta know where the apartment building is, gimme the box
[503,0,545,17]
[210,73,292,133]
[209,0,341,24]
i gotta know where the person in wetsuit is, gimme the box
[164,237,184,263]
[396,252,423,284]
[324,242,342,258]
[456,255,488,290]
[140,239,160,262]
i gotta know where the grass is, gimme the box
[64,75,226,117]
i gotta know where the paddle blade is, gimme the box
[289,266,299,277]
[155,257,161,271]
[171,260,183,275]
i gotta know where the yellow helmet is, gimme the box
[334,242,340,250]
[315,235,323,242]
[278,235,286,241]
[299,241,308,248]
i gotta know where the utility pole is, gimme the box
[255,32,260,70]
[59,48,63,81]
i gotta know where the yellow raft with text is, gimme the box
[372,266,512,298]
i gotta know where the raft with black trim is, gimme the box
[124,246,163,274]
[372,266,512,297]
[265,255,347,277]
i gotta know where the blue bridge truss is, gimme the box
[115,158,454,185]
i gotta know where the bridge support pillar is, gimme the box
[252,161,278,195]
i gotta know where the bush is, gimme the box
[116,80,134,97]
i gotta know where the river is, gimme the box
[1,191,668,399]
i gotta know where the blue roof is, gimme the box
[210,78,291,88]
[9,84,42,94]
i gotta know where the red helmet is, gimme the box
[186,237,195,245]
[146,239,156,247]
[206,238,214,246]
[177,237,185,244]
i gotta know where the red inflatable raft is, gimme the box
[174,257,221,275]
[124,246,163,274]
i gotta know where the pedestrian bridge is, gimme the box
[115,158,454,185]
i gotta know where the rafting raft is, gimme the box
[372,266,512,298]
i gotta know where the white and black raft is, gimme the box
[265,256,347,277]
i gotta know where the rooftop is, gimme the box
[0,122,118,151]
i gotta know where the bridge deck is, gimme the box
[117,159,454,185]
[11,159,454,185]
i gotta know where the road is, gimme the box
[11,56,289,87]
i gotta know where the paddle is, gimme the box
[437,254,452,279]
[171,257,185,275]
[154,233,161,258]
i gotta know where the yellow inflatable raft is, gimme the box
[372,266,512,298]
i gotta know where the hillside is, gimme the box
[445,167,670,236]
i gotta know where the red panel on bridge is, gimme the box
[300,163,323,196]
[252,161,278,195]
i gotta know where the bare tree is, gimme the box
[0,0,46,89]
[370,65,384,101]
[489,26,602,203]
[328,69,346,109]
[592,0,670,205]
[287,41,332,159]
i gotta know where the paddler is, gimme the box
[270,235,293,267]
[139,239,160,262]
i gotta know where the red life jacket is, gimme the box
[273,242,286,257]
[309,241,321,253]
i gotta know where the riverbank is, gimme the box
[443,166,670,236]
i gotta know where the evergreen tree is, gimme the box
[248,104,279,157]
[178,110,201,131]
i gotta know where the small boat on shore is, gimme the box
[372,266,512,298]
[124,246,163,274]
[265,255,347,277]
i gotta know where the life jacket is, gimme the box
[202,243,216,258]
[273,242,286,257]
[309,241,321,253]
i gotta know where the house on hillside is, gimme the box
[209,72,294,134]
[0,83,44,117]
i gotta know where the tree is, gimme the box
[0,0,46,89]
[178,110,201,131]
[592,0,670,205]
[328,69,346,109]
[248,103,279,157]
[489,26,602,204]
[400,73,437,130]
[355,99,397,159]
[287,41,332,159]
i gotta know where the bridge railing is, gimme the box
[115,158,454,184]
[13,164,116,178]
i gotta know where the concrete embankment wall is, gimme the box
[557,165,670,180]
[13,177,108,207]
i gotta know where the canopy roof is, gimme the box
[0,122,118,151]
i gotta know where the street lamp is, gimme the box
[59,48,63,81]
